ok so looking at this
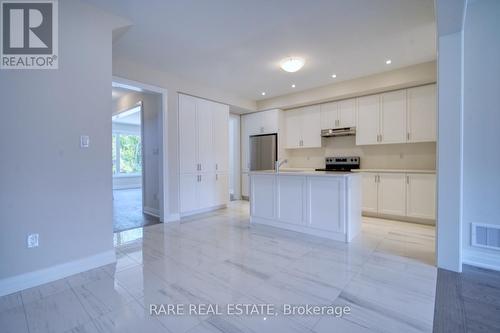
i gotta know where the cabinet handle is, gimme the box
[216,163,218,170]
[216,174,218,181]
[407,133,410,141]
[406,175,409,184]
[200,175,202,182]
[374,175,377,183]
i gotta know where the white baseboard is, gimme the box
[463,248,500,272]
[165,213,180,222]
[250,216,348,242]
[180,205,226,218]
[0,250,116,297]
[143,206,160,218]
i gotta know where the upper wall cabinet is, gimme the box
[380,90,407,144]
[356,84,436,146]
[407,85,436,143]
[241,109,283,171]
[320,98,356,130]
[285,105,321,149]
[356,94,380,145]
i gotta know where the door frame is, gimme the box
[112,76,170,223]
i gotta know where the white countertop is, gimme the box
[249,170,357,177]
[352,169,436,174]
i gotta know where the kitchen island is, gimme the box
[249,171,362,242]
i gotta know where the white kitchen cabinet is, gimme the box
[360,171,436,222]
[361,173,378,213]
[213,103,229,172]
[338,98,356,128]
[320,101,338,130]
[198,173,215,209]
[285,108,303,148]
[277,176,305,225]
[307,177,345,233]
[250,174,275,219]
[285,105,321,149]
[180,174,197,213]
[179,94,198,174]
[241,109,282,172]
[407,84,436,143]
[406,173,436,219]
[377,173,407,216]
[215,173,229,206]
[197,99,214,173]
[241,172,249,198]
[179,93,229,215]
[320,98,356,130]
[356,94,380,145]
[380,90,407,144]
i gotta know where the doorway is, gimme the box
[111,81,164,232]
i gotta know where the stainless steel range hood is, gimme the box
[321,127,356,137]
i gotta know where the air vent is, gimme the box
[472,223,500,250]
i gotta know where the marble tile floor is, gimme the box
[0,201,437,333]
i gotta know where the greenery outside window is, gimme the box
[112,132,142,176]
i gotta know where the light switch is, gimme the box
[27,233,39,248]
[80,135,90,148]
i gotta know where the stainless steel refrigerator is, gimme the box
[249,133,277,171]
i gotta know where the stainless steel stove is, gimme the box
[315,156,360,172]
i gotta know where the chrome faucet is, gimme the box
[275,159,288,173]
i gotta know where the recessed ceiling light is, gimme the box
[291,84,296,88]
[280,57,305,73]
[385,59,392,65]
[261,92,266,96]
[331,74,337,78]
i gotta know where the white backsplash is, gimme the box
[285,136,436,170]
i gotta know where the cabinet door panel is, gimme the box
[215,173,229,206]
[307,177,345,232]
[277,176,305,225]
[320,102,338,130]
[378,173,406,216]
[356,95,380,145]
[260,109,279,134]
[380,90,407,144]
[199,173,216,209]
[179,94,198,173]
[241,172,249,197]
[407,84,436,142]
[300,105,321,148]
[406,174,436,219]
[213,103,229,172]
[250,175,275,219]
[361,173,378,213]
[285,109,302,148]
[338,98,356,128]
[180,174,197,213]
[241,116,250,171]
[197,99,214,173]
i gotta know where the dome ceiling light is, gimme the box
[280,57,305,73]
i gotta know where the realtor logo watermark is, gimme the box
[1,0,58,69]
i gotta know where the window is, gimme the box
[112,132,142,176]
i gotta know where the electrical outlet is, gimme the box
[27,234,39,248]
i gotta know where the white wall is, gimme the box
[286,138,436,170]
[462,0,500,269]
[0,0,125,293]
[113,91,162,216]
[112,59,256,217]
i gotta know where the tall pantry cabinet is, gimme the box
[178,94,229,216]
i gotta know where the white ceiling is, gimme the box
[112,106,141,125]
[88,0,436,101]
